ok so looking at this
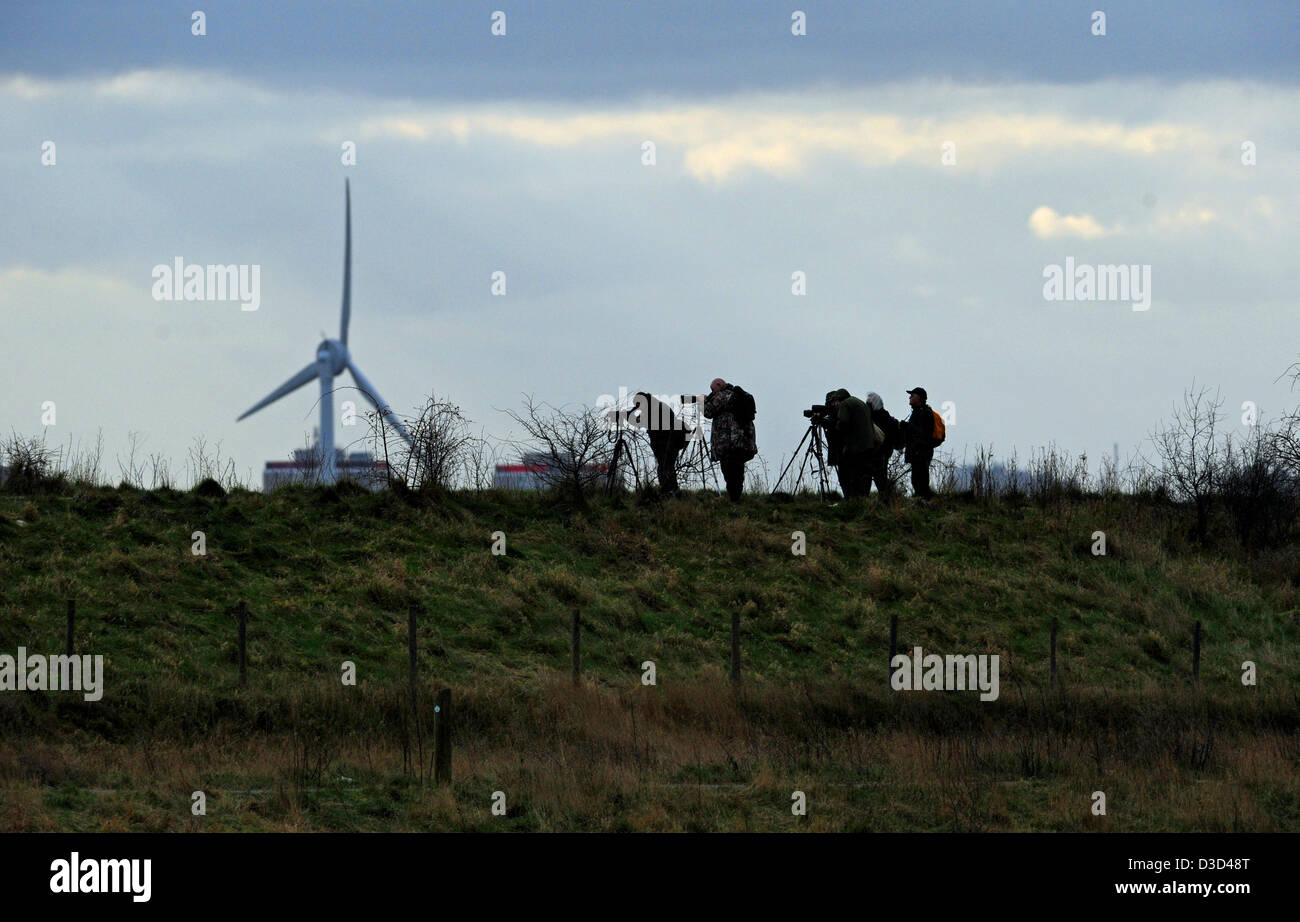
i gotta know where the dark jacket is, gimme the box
[902,403,935,463]
[633,393,687,457]
[872,407,901,453]
[834,395,876,458]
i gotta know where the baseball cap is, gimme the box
[907,387,928,401]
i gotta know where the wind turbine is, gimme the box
[237,180,412,484]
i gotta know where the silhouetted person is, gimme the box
[631,392,687,495]
[901,387,936,499]
[825,388,877,499]
[865,391,899,500]
[702,378,757,501]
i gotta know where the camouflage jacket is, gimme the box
[703,386,757,462]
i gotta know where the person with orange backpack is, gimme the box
[901,387,944,499]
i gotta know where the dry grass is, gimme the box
[3,677,1297,832]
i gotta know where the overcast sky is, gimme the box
[3,1,1299,486]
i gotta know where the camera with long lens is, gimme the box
[803,404,834,427]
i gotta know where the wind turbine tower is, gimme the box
[238,181,413,483]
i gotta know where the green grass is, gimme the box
[1,483,1297,831]
[2,484,1296,690]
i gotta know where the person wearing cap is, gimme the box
[825,388,877,499]
[901,387,935,499]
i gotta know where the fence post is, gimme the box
[1192,620,1201,687]
[408,604,419,703]
[730,609,741,687]
[435,688,452,784]
[571,609,581,686]
[235,600,247,688]
[65,599,75,658]
[888,614,898,689]
[1050,617,1058,691]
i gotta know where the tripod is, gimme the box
[683,428,718,492]
[772,421,834,498]
[605,422,642,494]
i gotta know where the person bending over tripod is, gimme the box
[702,377,757,501]
[631,392,688,496]
[825,388,879,499]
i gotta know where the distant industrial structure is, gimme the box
[492,452,608,490]
[263,430,389,491]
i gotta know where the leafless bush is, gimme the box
[931,451,959,494]
[506,396,613,505]
[746,453,772,494]
[964,444,998,501]
[1219,421,1300,550]
[1097,450,1123,497]
[383,394,479,494]
[885,451,909,496]
[1,431,58,492]
[1026,444,1089,503]
[116,431,146,488]
[1002,449,1023,497]
[57,428,104,485]
[185,436,240,491]
[1149,386,1224,544]
[460,428,503,492]
[148,451,173,490]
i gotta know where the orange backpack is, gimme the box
[931,410,946,446]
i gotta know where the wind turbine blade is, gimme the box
[347,361,412,445]
[236,362,319,421]
[340,179,351,345]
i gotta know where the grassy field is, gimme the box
[1,482,1298,831]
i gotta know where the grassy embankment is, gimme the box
[1,483,1297,831]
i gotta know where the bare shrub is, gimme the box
[148,451,173,490]
[1149,386,1225,544]
[116,431,146,488]
[185,436,240,491]
[461,428,503,492]
[965,444,998,501]
[506,396,612,505]
[1219,421,1299,550]
[382,394,479,494]
[57,428,104,485]
[885,450,909,496]
[1026,444,1089,504]
[1,431,59,492]
[1097,449,1123,497]
[930,451,958,494]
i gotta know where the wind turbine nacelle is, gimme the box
[316,339,350,375]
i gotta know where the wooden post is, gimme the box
[571,609,581,686]
[888,614,898,688]
[730,609,741,687]
[408,604,419,703]
[235,600,247,688]
[434,688,452,784]
[1192,620,1201,687]
[65,599,75,658]
[1050,617,1058,691]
